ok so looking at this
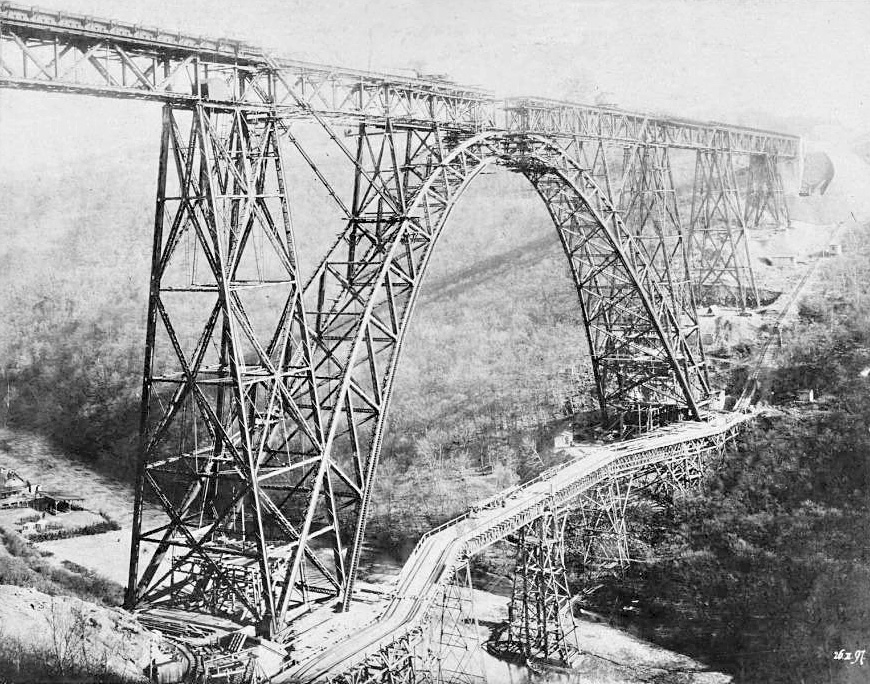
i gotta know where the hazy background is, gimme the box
[1,0,870,175]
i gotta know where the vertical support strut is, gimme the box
[572,479,635,579]
[127,103,330,635]
[421,561,487,684]
[502,510,577,666]
[744,153,790,230]
[568,137,614,201]
[688,147,759,310]
[614,144,705,431]
[619,145,690,290]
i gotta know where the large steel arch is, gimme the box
[126,113,709,634]
[288,128,710,613]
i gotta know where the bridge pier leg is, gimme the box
[419,561,488,684]
[688,148,759,309]
[567,137,614,200]
[613,144,702,431]
[126,102,325,635]
[572,479,634,579]
[744,153,790,230]
[619,144,692,291]
[501,510,578,666]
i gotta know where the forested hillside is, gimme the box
[0,129,596,545]
[573,235,870,684]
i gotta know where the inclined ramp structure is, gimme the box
[278,411,749,682]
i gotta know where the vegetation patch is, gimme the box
[0,526,124,606]
[574,237,870,683]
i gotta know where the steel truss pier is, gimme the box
[422,563,488,684]
[689,148,759,309]
[127,102,325,634]
[744,153,790,230]
[497,511,578,665]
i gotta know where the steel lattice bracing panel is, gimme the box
[572,479,635,577]
[618,145,700,383]
[500,511,577,664]
[420,563,487,684]
[127,103,330,634]
[744,153,791,230]
[688,148,760,309]
[560,138,615,199]
[619,145,691,292]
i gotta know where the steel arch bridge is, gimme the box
[128,106,710,633]
[0,1,799,651]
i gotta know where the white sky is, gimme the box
[1,0,869,172]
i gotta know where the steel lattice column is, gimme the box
[744,153,790,230]
[688,147,759,309]
[572,479,635,579]
[617,145,703,431]
[619,145,692,298]
[127,103,329,635]
[564,137,614,201]
[502,511,578,665]
[419,562,487,684]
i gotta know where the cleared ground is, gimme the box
[0,428,161,585]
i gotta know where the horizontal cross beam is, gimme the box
[0,2,800,153]
[504,97,801,157]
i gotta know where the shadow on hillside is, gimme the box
[423,233,558,302]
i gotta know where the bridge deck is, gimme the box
[278,411,749,682]
[0,3,798,153]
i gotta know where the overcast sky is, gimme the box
[1,0,869,173]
